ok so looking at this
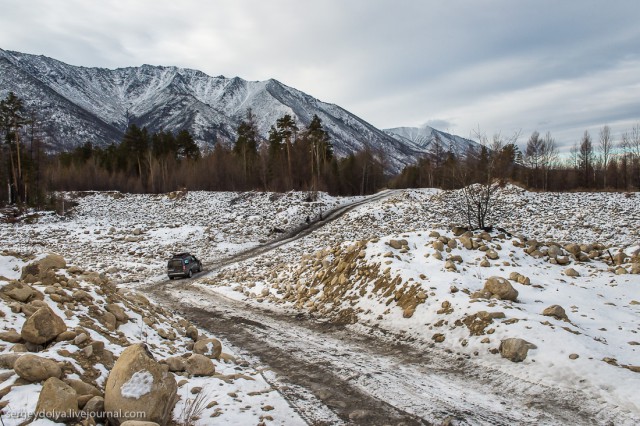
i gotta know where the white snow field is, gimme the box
[1,186,639,424]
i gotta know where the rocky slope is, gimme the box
[0,48,445,171]
[0,252,303,425]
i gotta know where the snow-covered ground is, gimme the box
[201,187,640,423]
[1,190,360,284]
[1,186,639,424]
[213,230,640,419]
[0,252,304,425]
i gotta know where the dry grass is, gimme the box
[178,390,210,426]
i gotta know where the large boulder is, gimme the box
[613,251,627,265]
[485,250,499,260]
[432,240,445,251]
[185,354,215,376]
[0,329,22,343]
[163,356,187,372]
[615,266,628,275]
[64,378,102,398]
[21,253,66,283]
[564,268,580,277]
[459,235,473,250]
[388,239,408,250]
[83,396,105,417]
[106,303,129,323]
[13,354,62,382]
[483,277,518,301]
[1,281,41,302]
[547,245,563,259]
[21,306,67,344]
[35,377,78,422]
[22,300,49,317]
[104,344,177,426]
[542,305,569,321]
[0,353,23,369]
[71,289,93,302]
[444,260,457,271]
[564,244,581,256]
[452,226,467,236]
[499,338,536,362]
[101,311,118,331]
[185,325,198,341]
[193,338,222,359]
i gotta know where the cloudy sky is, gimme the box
[1,0,639,151]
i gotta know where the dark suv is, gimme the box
[167,253,202,279]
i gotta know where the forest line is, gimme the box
[1,92,639,211]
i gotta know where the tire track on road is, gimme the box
[141,189,616,425]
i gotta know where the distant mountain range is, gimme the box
[383,126,479,157]
[0,48,479,172]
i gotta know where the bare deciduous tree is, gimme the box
[578,131,594,187]
[599,125,613,188]
[523,130,557,190]
[540,131,558,191]
[524,130,543,188]
[623,124,640,188]
[453,129,519,229]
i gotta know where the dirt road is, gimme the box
[142,190,620,425]
[203,189,396,270]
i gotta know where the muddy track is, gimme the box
[162,293,426,425]
[140,190,624,425]
[148,282,608,426]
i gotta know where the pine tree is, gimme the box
[176,130,200,160]
[233,109,259,185]
[0,92,27,203]
[578,131,594,187]
[304,114,332,191]
[276,114,298,187]
[120,124,149,179]
[267,125,285,190]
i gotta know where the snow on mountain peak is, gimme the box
[0,48,477,172]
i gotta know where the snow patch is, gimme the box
[120,370,154,399]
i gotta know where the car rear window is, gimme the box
[169,259,183,269]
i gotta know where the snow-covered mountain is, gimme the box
[0,48,454,172]
[384,125,479,156]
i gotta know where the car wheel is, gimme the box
[169,276,174,280]
[188,269,193,278]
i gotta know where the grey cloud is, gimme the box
[0,0,638,151]
[423,119,454,131]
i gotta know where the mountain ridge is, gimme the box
[383,125,479,157]
[0,48,478,171]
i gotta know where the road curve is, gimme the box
[203,189,396,271]
[140,189,628,425]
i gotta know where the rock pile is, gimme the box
[519,239,640,275]
[205,217,638,381]
[0,253,231,424]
